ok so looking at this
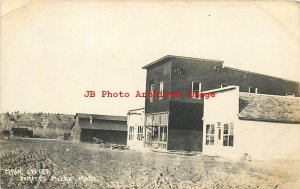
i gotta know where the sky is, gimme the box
[1,0,300,116]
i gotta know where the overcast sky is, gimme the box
[1,0,300,115]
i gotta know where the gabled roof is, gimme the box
[75,113,127,122]
[239,93,300,124]
[142,55,224,69]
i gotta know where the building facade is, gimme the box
[142,55,300,151]
[202,86,300,160]
[127,108,145,149]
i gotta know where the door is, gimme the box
[134,125,144,149]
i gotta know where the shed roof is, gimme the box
[239,93,300,123]
[75,113,127,122]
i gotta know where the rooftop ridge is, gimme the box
[239,92,300,98]
[76,113,126,117]
[224,66,300,84]
[127,107,145,111]
[142,55,224,69]
[142,55,300,84]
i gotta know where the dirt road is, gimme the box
[0,139,299,189]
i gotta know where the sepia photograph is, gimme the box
[1,0,300,188]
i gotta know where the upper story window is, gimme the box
[248,86,258,94]
[213,66,222,72]
[150,83,154,102]
[159,82,164,100]
[192,81,202,99]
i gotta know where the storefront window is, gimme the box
[159,126,167,142]
[152,126,158,141]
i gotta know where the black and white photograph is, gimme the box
[1,0,300,188]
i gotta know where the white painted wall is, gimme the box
[235,120,300,160]
[203,86,300,160]
[203,87,239,123]
[127,109,145,149]
[203,87,240,158]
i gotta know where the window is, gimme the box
[152,126,158,141]
[145,127,152,141]
[159,82,164,100]
[223,123,234,146]
[137,126,144,141]
[159,126,167,142]
[153,114,160,125]
[146,113,168,126]
[150,84,154,102]
[205,124,215,145]
[145,113,168,143]
[145,115,153,126]
[128,126,134,140]
[160,113,168,125]
[192,81,202,99]
[213,66,222,72]
[249,87,257,94]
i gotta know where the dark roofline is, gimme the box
[75,113,127,121]
[127,108,145,115]
[142,55,300,84]
[238,117,300,124]
[224,66,300,84]
[202,86,237,94]
[128,107,145,112]
[142,55,224,69]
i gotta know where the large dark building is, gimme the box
[142,55,300,151]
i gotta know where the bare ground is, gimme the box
[0,139,299,189]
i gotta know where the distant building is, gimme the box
[142,55,300,151]
[202,86,300,160]
[70,113,127,144]
[11,128,33,138]
[127,108,145,149]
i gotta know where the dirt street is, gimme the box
[0,139,299,189]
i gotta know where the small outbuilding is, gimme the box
[70,113,127,144]
[202,86,300,160]
[11,128,33,138]
[127,108,145,149]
